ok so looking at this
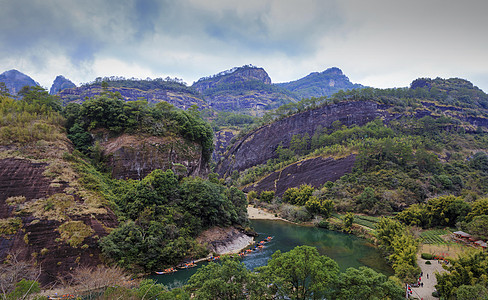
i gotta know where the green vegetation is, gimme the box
[64,93,213,160]
[436,250,488,299]
[100,169,248,272]
[375,218,420,283]
[419,229,452,245]
[184,245,403,300]
[0,217,22,237]
[57,220,95,248]
[83,76,200,96]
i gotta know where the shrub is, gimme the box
[421,253,434,260]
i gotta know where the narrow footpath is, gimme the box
[411,257,447,300]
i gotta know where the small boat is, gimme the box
[258,245,264,249]
[266,236,272,241]
[155,268,176,274]
[178,262,197,269]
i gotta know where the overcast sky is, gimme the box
[1,0,487,92]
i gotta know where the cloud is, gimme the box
[1,0,487,91]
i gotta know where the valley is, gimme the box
[1,66,488,299]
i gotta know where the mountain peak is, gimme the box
[50,75,76,95]
[0,69,39,95]
[277,67,363,99]
[192,65,271,94]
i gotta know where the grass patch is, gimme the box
[0,217,23,237]
[57,221,94,248]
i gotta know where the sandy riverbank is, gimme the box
[247,205,283,220]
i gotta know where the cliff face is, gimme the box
[98,133,209,180]
[242,155,356,197]
[58,86,208,110]
[192,66,297,114]
[50,75,76,95]
[193,66,272,93]
[0,157,117,285]
[216,101,388,177]
[276,67,365,99]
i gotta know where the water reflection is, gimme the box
[153,219,393,288]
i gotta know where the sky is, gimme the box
[1,0,488,92]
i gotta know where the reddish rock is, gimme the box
[243,155,356,196]
[0,158,117,285]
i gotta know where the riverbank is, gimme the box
[247,205,283,220]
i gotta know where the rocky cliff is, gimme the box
[58,86,208,110]
[276,67,365,99]
[193,65,298,114]
[0,152,117,285]
[50,75,76,95]
[215,101,388,177]
[97,133,209,180]
[0,69,39,95]
[242,155,356,197]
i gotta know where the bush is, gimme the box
[426,261,432,265]
[317,220,330,229]
[421,253,434,260]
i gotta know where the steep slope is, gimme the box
[0,96,117,284]
[193,65,298,114]
[96,132,209,180]
[215,101,389,177]
[0,69,39,95]
[276,67,364,99]
[50,75,76,95]
[229,76,488,214]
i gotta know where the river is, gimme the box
[152,219,393,289]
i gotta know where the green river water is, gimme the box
[153,219,393,289]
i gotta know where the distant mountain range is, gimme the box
[0,66,367,112]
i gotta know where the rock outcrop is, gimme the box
[0,158,117,284]
[196,227,254,255]
[98,133,209,180]
[276,67,365,99]
[0,69,39,95]
[57,86,208,110]
[216,101,389,177]
[192,65,298,113]
[242,155,356,197]
[50,75,76,95]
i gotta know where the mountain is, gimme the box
[219,76,488,213]
[49,75,76,95]
[57,78,208,110]
[276,67,364,99]
[0,69,39,95]
[192,65,299,114]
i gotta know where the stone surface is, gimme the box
[99,134,209,180]
[50,75,76,95]
[0,158,117,284]
[216,101,388,177]
[0,69,39,95]
[242,155,356,196]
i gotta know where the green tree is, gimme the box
[305,197,333,218]
[259,191,275,203]
[436,251,488,299]
[187,257,266,300]
[334,267,404,300]
[375,217,403,253]
[18,85,62,111]
[467,215,488,239]
[257,245,339,300]
[343,212,354,233]
[468,197,488,221]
